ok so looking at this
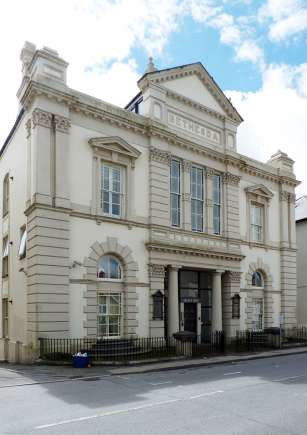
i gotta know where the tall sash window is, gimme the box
[170,160,181,227]
[191,166,203,232]
[212,175,221,234]
[250,204,263,242]
[101,164,123,218]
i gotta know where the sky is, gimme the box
[0,0,307,195]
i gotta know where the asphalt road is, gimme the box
[2,353,307,434]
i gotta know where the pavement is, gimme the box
[2,345,307,383]
[2,350,307,434]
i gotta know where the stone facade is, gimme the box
[0,42,299,362]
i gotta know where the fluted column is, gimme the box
[168,266,180,337]
[212,270,224,332]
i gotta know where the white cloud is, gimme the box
[0,0,184,144]
[258,0,307,41]
[226,63,307,195]
[235,40,265,68]
[189,6,265,69]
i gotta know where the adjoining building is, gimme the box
[0,42,299,362]
[296,196,307,325]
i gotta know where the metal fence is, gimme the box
[233,330,275,352]
[38,327,307,363]
[192,331,225,357]
[39,337,183,363]
[39,333,225,363]
[282,326,307,346]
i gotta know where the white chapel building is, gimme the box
[0,42,299,362]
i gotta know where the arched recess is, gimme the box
[83,236,139,338]
[245,258,275,329]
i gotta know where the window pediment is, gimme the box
[89,136,141,162]
[245,184,273,200]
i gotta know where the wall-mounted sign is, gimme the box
[168,111,221,145]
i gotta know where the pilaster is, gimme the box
[222,172,240,239]
[212,270,224,332]
[149,147,171,226]
[30,109,53,205]
[168,265,180,337]
[222,271,241,337]
[148,264,166,338]
[54,115,71,208]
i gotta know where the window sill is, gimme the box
[249,241,265,247]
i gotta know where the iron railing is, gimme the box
[192,331,225,357]
[39,327,307,363]
[39,337,182,362]
[39,333,225,362]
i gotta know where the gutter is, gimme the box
[0,108,24,158]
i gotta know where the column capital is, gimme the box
[214,269,225,275]
[148,263,165,278]
[54,114,71,134]
[168,264,182,271]
[32,108,52,129]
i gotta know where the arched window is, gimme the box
[252,271,263,287]
[3,174,9,217]
[97,255,122,280]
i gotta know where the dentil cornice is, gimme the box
[20,80,299,188]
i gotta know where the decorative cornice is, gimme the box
[146,242,244,262]
[138,64,243,123]
[31,108,52,129]
[165,89,226,122]
[54,114,71,133]
[19,81,299,188]
[148,264,166,278]
[245,184,274,200]
[222,172,241,186]
[149,147,171,165]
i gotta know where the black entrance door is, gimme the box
[184,303,197,333]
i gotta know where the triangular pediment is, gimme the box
[138,62,243,123]
[88,136,141,160]
[245,184,274,199]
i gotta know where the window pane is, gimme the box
[180,271,198,288]
[3,238,8,257]
[102,165,109,190]
[18,229,27,258]
[171,194,180,226]
[109,323,119,336]
[112,168,121,192]
[212,175,220,204]
[98,256,122,280]
[110,258,121,279]
[213,204,220,234]
[170,160,180,194]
